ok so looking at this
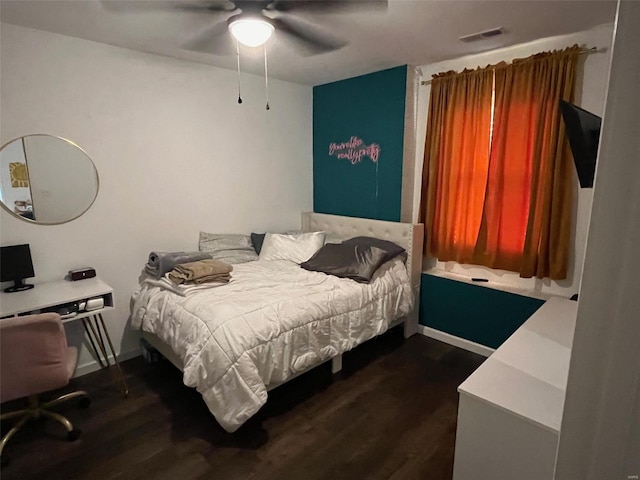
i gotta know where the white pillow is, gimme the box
[259,232,326,263]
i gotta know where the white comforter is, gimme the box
[130,258,413,432]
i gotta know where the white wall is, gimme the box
[555,1,640,477]
[413,24,614,299]
[0,23,313,373]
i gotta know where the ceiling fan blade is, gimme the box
[101,0,236,14]
[272,16,347,55]
[173,1,238,13]
[267,0,387,14]
[182,20,235,55]
[234,0,273,14]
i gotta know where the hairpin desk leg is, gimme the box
[82,320,106,369]
[81,314,129,397]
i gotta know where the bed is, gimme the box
[131,212,424,432]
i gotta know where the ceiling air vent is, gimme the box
[459,27,504,43]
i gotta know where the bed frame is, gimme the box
[141,212,424,386]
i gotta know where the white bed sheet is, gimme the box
[130,258,413,432]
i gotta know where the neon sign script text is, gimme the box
[328,136,381,165]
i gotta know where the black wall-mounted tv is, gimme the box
[559,100,602,188]
[1,244,35,293]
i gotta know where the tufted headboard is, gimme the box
[301,212,424,337]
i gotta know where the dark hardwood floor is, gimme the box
[0,329,484,480]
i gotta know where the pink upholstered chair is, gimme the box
[0,312,90,465]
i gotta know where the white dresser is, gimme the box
[452,297,577,480]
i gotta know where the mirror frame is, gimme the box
[0,134,100,226]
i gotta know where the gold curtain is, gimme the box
[419,67,494,262]
[420,45,581,279]
[477,46,581,278]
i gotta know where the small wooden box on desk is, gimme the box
[0,278,128,396]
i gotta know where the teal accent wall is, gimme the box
[313,66,407,221]
[419,274,545,349]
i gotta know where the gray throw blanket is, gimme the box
[145,251,212,279]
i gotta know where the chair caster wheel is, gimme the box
[67,428,82,441]
[78,397,91,409]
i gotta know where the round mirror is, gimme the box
[0,135,99,225]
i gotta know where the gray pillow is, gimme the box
[199,233,258,264]
[300,243,388,283]
[251,233,266,255]
[341,236,406,263]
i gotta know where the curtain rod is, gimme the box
[419,46,600,86]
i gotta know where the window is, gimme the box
[419,46,582,280]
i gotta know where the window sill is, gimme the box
[423,268,571,302]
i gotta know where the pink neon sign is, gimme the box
[328,136,381,165]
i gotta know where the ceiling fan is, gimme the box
[103,0,388,56]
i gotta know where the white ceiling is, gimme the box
[0,0,617,86]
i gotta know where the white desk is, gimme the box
[452,297,577,480]
[0,278,128,396]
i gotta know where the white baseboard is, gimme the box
[73,349,141,378]
[418,325,495,357]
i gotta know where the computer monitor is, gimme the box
[559,100,602,188]
[1,244,35,293]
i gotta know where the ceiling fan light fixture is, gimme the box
[228,17,274,48]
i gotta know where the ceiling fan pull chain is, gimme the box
[264,43,270,111]
[236,39,243,104]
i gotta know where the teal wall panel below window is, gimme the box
[419,274,545,349]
